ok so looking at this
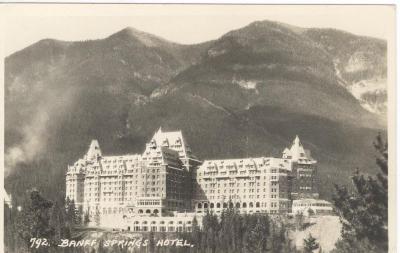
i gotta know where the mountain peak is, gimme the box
[228,19,307,36]
[108,26,176,47]
[118,26,146,36]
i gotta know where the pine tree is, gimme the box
[83,211,90,225]
[202,211,220,253]
[219,208,236,253]
[65,198,75,225]
[15,189,54,251]
[4,203,18,252]
[253,216,270,253]
[295,212,305,230]
[65,198,81,226]
[332,134,388,252]
[94,208,101,226]
[271,221,287,253]
[98,238,105,253]
[303,233,319,253]
[149,231,156,253]
[192,216,202,252]
[49,201,65,247]
[243,215,261,253]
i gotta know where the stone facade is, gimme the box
[193,136,319,215]
[66,128,320,222]
[66,128,201,219]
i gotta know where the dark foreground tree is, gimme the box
[94,208,101,227]
[83,210,90,225]
[332,134,388,253]
[303,233,319,253]
[15,189,54,252]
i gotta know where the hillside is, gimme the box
[170,21,380,127]
[303,28,387,115]
[4,20,386,202]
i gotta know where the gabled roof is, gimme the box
[146,127,191,159]
[151,127,184,147]
[86,139,102,160]
[282,135,315,163]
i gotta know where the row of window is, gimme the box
[198,175,281,183]
[199,167,287,175]
[202,188,273,195]
[204,195,270,200]
[293,203,331,207]
[129,226,191,232]
[197,201,277,209]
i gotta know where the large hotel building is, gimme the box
[66,128,323,228]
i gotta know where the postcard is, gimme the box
[1,4,396,253]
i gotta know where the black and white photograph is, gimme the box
[1,4,396,253]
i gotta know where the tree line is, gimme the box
[332,134,388,253]
[5,193,85,253]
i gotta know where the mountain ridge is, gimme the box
[5,20,387,202]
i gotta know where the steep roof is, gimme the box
[151,127,185,147]
[85,139,102,161]
[282,135,315,163]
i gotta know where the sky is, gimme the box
[2,4,395,56]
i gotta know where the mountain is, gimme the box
[168,21,382,127]
[4,21,386,202]
[303,28,387,115]
[5,27,209,170]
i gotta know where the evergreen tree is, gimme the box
[202,211,220,253]
[4,203,19,253]
[98,239,105,253]
[65,198,75,225]
[243,214,259,253]
[49,201,65,247]
[332,238,378,253]
[15,189,54,252]
[219,208,237,253]
[83,210,90,225]
[271,221,287,253]
[253,216,270,253]
[192,216,202,252]
[149,231,156,253]
[332,134,388,252]
[295,212,305,230]
[94,208,101,226]
[303,233,319,253]
[65,198,81,226]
